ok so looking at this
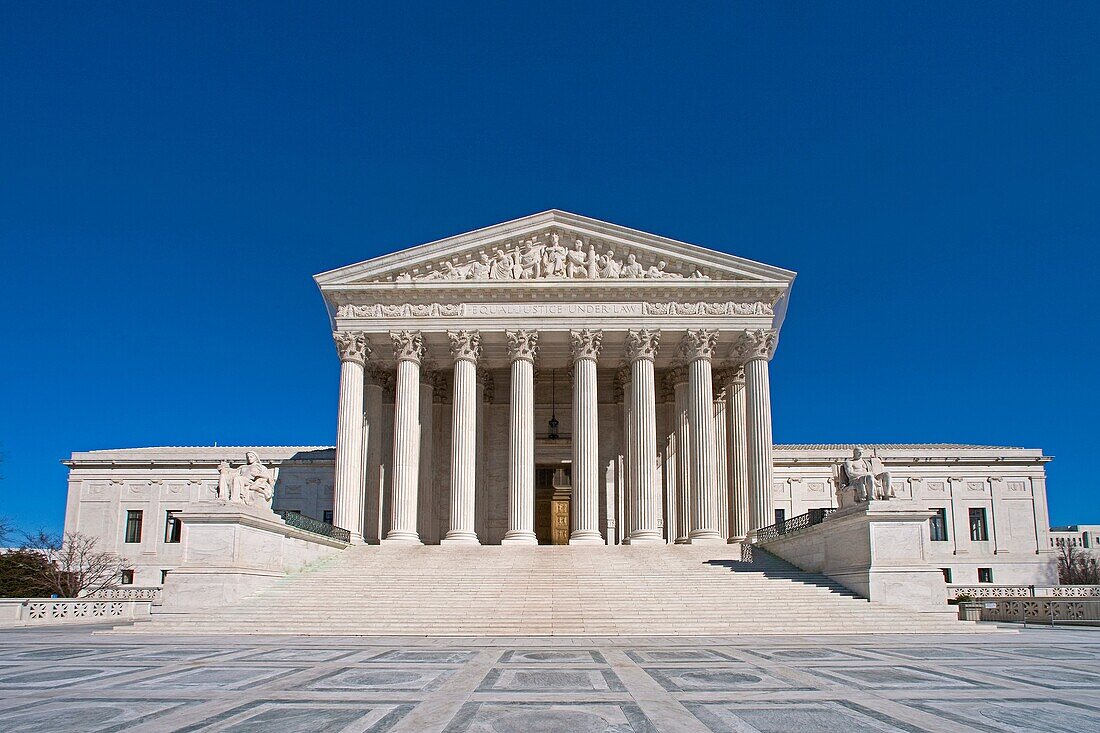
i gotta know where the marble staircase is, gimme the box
[129,544,983,635]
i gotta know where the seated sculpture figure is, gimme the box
[217,451,277,510]
[835,446,893,508]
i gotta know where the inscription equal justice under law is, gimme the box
[467,302,643,317]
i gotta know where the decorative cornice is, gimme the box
[505,329,539,362]
[735,329,778,362]
[680,329,720,361]
[625,328,661,362]
[338,303,461,319]
[333,331,370,365]
[570,329,603,362]
[448,330,481,364]
[390,330,426,364]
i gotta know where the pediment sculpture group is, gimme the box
[217,451,277,511]
[835,447,895,508]
[396,232,713,282]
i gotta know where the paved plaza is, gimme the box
[0,625,1097,731]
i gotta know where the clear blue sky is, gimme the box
[2,3,1097,533]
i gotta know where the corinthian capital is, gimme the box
[390,330,426,364]
[570,329,603,362]
[448,330,481,364]
[712,362,746,387]
[663,362,688,393]
[506,329,539,362]
[625,328,660,362]
[735,329,778,362]
[333,331,371,365]
[680,329,719,362]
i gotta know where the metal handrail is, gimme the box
[276,510,351,543]
[755,508,836,543]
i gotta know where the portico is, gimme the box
[315,211,795,546]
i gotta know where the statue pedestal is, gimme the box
[760,500,949,612]
[160,503,348,615]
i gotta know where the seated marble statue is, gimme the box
[217,451,277,510]
[835,446,893,507]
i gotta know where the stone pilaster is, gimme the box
[682,329,723,544]
[385,330,425,544]
[332,331,370,544]
[443,331,480,545]
[503,329,538,545]
[738,329,778,538]
[625,328,663,544]
[569,329,603,544]
[716,363,749,542]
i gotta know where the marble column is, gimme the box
[332,331,370,544]
[475,368,493,542]
[717,364,749,543]
[682,329,724,544]
[503,329,538,545]
[443,330,481,545]
[666,365,692,544]
[714,391,730,540]
[569,329,603,544]
[416,366,437,543]
[384,330,425,544]
[361,366,386,543]
[739,329,778,538]
[626,328,663,544]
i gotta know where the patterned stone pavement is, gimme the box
[0,625,1098,732]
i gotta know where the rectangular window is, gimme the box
[120,569,134,585]
[941,568,952,583]
[124,510,143,543]
[969,508,989,542]
[160,570,170,584]
[322,510,334,525]
[929,508,949,542]
[978,567,993,583]
[164,511,182,543]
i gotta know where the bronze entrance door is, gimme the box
[535,466,572,545]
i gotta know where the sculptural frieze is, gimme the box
[388,230,716,282]
[217,452,278,511]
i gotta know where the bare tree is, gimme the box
[19,532,132,597]
[1057,543,1100,585]
[0,516,12,547]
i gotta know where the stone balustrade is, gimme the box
[949,584,1100,599]
[0,598,152,627]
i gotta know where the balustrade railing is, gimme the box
[754,508,836,543]
[949,584,1100,600]
[86,586,162,601]
[978,598,1100,626]
[276,510,351,543]
[0,598,152,626]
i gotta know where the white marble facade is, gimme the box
[61,211,1058,586]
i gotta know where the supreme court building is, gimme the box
[63,211,1058,596]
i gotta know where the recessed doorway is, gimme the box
[535,466,572,545]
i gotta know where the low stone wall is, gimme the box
[759,499,950,612]
[0,598,152,627]
[978,597,1100,625]
[159,505,349,614]
[948,584,1100,599]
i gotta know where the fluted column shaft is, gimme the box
[626,329,663,544]
[385,331,425,544]
[722,367,750,542]
[670,371,691,543]
[333,332,369,544]
[444,331,480,545]
[570,329,603,544]
[684,330,723,544]
[503,330,538,545]
[741,330,778,537]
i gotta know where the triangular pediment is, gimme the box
[314,210,796,286]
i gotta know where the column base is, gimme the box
[347,533,366,546]
[728,535,746,544]
[628,530,665,545]
[569,531,604,545]
[441,532,480,546]
[689,530,725,545]
[381,531,422,545]
[501,531,537,545]
[674,537,691,545]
